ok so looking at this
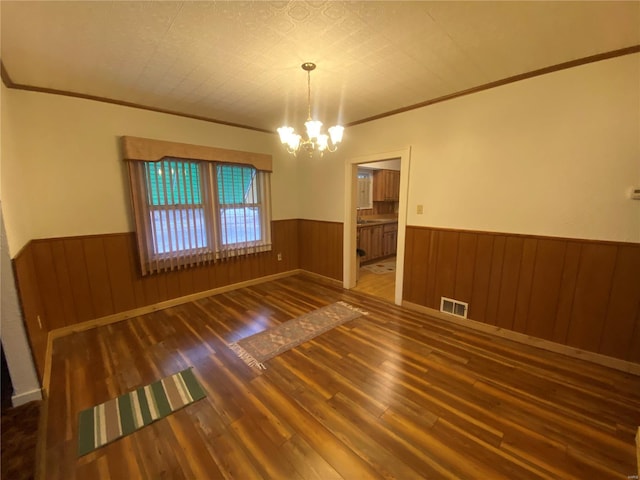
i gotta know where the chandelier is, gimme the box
[278,62,344,156]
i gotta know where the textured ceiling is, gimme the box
[1,1,639,133]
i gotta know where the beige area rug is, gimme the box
[362,260,396,274]
[229,302,368,369]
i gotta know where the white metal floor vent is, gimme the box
[440,297,468,319]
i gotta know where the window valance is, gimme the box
[121,136,272,172]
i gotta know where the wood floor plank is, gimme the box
[250,374,384,479]
[229,414,303,480]
[327,392,458,479]
[165,412,226,479]
[41,273,640,479]
[279,433,343,480]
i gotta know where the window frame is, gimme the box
[357,168,373,210]
[144,159,211,259]
[122,136,274,276]
[126,156,272,275]
[214,164,266,249]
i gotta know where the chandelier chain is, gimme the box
[307,69,312,121]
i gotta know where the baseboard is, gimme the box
[11,388,43,407]
[298,270,343,287]
[402,301,640,376]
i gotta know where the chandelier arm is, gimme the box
[326,143,338,153]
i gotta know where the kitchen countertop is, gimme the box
[356,218,398,227]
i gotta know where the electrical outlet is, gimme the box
[417,204,424,214]
[277,253,282,261]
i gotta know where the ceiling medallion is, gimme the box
[278,62,344,157]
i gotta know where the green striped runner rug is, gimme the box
[77,367,206,456]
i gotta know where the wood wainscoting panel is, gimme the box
[49,240,78,328]
[298,219,343,281]
[30,241,68,331]
[599,245,640,360]
[431,229,459,312]
[13,219,300,379]
[494,236,524,331]
[12,247,48,380]
[566,243,618,353]
[484,235,506,327]
[83,236,116,319]
[453,232,477,305]
[403,225,640,363]
[525,239,567,340]
[512,238,538,334]
[104,233,143,312]
[63,238,97,322]
[552,241,582,345]
[469,233,494,322]
[401,225,429,305]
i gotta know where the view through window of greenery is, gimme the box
[146,160,201,206]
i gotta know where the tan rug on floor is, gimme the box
[362,261,396,274]
[229,302,368,370]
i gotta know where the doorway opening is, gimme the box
[352,160,400,302]
[343,148,410,305]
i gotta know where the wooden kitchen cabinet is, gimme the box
[357,226,371,262]
[373,169,400,202]
[388,170,400,200]
[382,222,398,257]
[358,222,396,263]
[369,225,383,259]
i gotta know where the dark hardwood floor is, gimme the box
[42,273,640,479]
[2,400,40,480]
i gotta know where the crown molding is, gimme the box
[346,45,640,127]
[0,60,271,134]
[2,45,638,132]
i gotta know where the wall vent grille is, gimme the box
[440,297,469,319]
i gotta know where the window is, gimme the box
[217,165,263,246]
[129,158,272,275]
[357,169,373,209]
[145,160,207,255]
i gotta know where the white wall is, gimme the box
[1,86,299,257]
[306,53,640,243]
[0,85,42,406]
